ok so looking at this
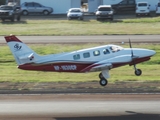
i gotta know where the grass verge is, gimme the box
[1,17,160,35]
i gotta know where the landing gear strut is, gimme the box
[99,72,108,86]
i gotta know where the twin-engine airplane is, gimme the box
[5,35,156,86]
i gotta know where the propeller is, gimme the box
[129,38,134,58]
[129,39,137,70]
[129,39,142,76]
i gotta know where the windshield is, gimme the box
[0,6,13,10]
[98,7,111,11]
[70,9,81,12]
[138,3,147,7]
[110,45,123,52]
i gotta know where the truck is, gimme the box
[111,0,136,14]
[0,5,21,22]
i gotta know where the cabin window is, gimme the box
[83,52,90,58]
[93,50,100,56]
[103,49,110,54]
[73,54,80,60]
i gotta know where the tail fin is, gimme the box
[5,35,40,65]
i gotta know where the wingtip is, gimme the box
[5,35,22,43]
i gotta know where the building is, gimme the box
[5,0,159,14]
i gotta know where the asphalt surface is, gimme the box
[1,35,160,44]
[0,94,160,120]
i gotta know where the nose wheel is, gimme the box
[133,64,142,76]
[135,69,142,76]
[99,72,108,86]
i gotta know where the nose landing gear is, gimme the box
[135,69,142,76]
[133,64,142,76]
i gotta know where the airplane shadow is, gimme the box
[55,111,160,120]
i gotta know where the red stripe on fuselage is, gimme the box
[18,57,151,72]
[18,62,94,73]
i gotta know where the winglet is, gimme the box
[5,35,22,43]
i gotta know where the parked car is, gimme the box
[156,2,160,15]
[136,2,150,17]
[111,0,136,14]
[0,5,21,22]
[67,8,83,20]
[21,2,53,15]
[95,5,114,21]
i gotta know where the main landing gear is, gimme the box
[99,72,108,86]
[98,65,142,87]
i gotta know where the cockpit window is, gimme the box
[110,45,123,52]
[103,49,110,54]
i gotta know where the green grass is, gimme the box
[0,43,160,83]
[1,17,160,35]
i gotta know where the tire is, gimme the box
[67,17,71,20]
[22,10,28,16]
[113,9,117,14]
[17,16,21,21]
[43,10,49,15]
[99,79,108,86]
[135,69,142,76]
[11,17,14,22]
[1,18,5,22]
[80,17,83,20]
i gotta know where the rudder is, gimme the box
[5,35,40,65]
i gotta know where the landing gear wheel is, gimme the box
[135,69,142,76]
[99,79,108,86]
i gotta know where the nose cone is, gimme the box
[132,49,156,58]
[147,50,156,56]
[140,49,156,58]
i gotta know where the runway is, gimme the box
[0,94,160,120]
[0,35,160,44]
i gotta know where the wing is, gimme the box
[81,62,112,72]
[89,63,112,72]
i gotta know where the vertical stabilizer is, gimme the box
[5,35,40,65]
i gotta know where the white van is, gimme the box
[156,2,160,15]
[136,2,150,17]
